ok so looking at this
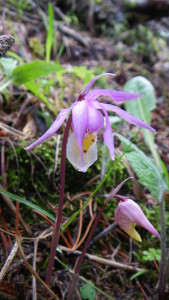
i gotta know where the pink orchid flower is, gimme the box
[25,73,155,172]
[115,195,160,242]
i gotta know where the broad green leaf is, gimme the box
[124,76,156,124]
[0,190,56,222]
[124,76,169,186]
[116,134,168,202]
[80,283,96,300]
[12,60,64,84]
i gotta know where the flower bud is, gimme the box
[115,198,160,242]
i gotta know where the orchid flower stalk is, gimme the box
[114,195,160,242]
[45,114,72,287]
[25,73,155,172]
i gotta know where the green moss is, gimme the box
[6,141,58,203]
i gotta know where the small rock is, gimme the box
[0,35,15,57]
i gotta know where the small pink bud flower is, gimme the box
[115,197,160,242]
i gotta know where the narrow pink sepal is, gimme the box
[85,89,143,103]
[25,107,71,151]
[102,103,156,133]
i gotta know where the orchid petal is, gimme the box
[102,103,156,132]
[87,103,104,132]
[72,101,88,161]
[85,89,142,103]
[99,103,115,160]
[25,107,71,151]
[66,132,97,172]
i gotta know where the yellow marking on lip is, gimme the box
[82,134,96,154]
[123,222,142,242]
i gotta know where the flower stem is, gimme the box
[66,178,130,299]
[45,114,72,287]
[158,198,166,300]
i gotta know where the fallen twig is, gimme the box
[38,7,91,48]
[0,240,18,284]
[59,245,144,272]
[0,122,24,138]
[32,240,38,300]
[8,253,34,273]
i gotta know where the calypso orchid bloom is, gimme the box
[25,73,155,172]
[114,195,160,242]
